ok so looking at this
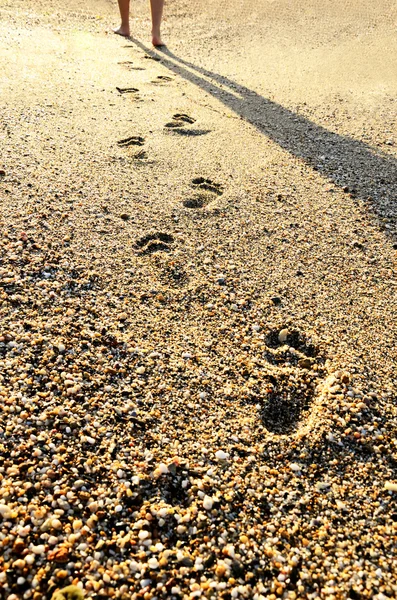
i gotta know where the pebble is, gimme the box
[215,450,229,460]
[203,495,214,510]
[278,328,289,343]
[0,504,12,519]
[148,557,159,569]
[384,482,397,492]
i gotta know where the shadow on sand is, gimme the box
[130,38,396,243]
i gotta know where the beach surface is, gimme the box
[0,0,396,598]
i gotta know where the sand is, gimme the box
[0,0,396,598]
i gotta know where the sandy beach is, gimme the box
[0,0,396,598]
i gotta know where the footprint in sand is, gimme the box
[135,232,174,255]
[144,54,161,62]
[116,87,140,95]
[133,149,148,160]
[165,113,196,128]
[183,178,224,209]
[117,136,145,148]
[182,193,214,209]
[192,177,223,196]
[117,61,146,71]
[151,75,173,84]
[257,329,325,434]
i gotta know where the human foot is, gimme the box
[114,25,130,37]
[152,32,165,47]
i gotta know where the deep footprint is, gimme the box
[117,136,145,148]
[257,329,325,434]
[136,232,174,255]
[192,177,223,196]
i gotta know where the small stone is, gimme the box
[203,495,213,510]
[278,329,288,343]
[271,296,282,305]
[290,463,301,472]
[88,502,98,513]
[0,504,12,519]
[136,366,145,375]
[51,518,62,530]
[316,481,331,491]
[384,482,397,492]
[58,344,66,354]
[139,530,150,540]
[215,450,229,461]
[48,546,69,563]
[13,539,26,554]
[298,358,312,369]
[120,213,130,221]
[148,557,159,569]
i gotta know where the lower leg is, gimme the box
[115,0,131,36]
[150,0,165,46]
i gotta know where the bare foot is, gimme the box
[114,26,130,37]
[152,32,165,47]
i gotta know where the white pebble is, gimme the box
[136,366,145,375]
[48,536,58,545]
[0,504,12,519]
[290,463,301,472]
[203,495,213,510]
[138,530,150,540]
[58,344,65,353]
[148,557,159,569]
[215,450,229,461]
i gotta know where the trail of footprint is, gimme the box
[135,232,174,255]
[192,177,223,196]
[117,136,145,148]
